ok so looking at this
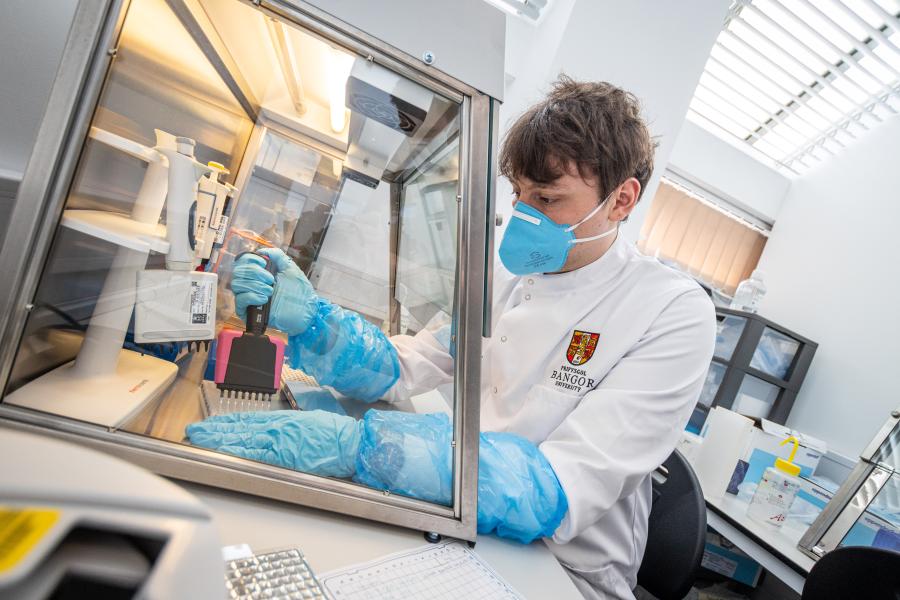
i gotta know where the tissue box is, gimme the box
[725,420,827,495]
[701,530,762,587]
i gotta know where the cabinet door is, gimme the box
[732,373,781,419]
[750,327,801,380]
[715,313,747,360]
[686,362,727,434]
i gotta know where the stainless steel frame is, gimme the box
[0,0,128,389]
[452,93,489,527]
[387,182,402,336]
[261,0,470,103]
[165,0,259,119]
[0,0,496,541]
[482,98,499,338]
[799,407,900,559]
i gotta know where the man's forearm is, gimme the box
[287,298,400,402]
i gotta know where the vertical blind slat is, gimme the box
[640,180,768,294]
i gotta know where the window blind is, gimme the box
[689,0,900,173]
[638,179,768,295]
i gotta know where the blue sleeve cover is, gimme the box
[289,387,347,416]
[353,410,568,544]
[476,432,569,543]
[353,410,454,505]
[287,299,400,403]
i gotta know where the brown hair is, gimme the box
[499,75,656,201]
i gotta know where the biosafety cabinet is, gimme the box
[0,0,503,540]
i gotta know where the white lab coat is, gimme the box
[388,235,716,599]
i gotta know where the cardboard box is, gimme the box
[795,477,834,511]
[701,530,763,587]
[725,420,827,495]
[841,510,900,551]
[677,430,703,463]
[783,476,837,526]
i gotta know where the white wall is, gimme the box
[757,115,900,458]
[667,119,791,224]
[495,0,577,221]
[497,0,731,244]
[0,0,77,180]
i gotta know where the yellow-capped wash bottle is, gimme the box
[747,435,802,528]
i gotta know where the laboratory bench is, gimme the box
[181,481,584,599]
[122,348,430,442]
[705,494,814,595]
[123,348,209,442]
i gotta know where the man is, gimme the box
[188,76,715,599]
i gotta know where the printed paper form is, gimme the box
[319,540,524,600]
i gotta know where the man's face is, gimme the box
[508,162,639,273]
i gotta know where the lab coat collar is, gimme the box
[531,233,631,293]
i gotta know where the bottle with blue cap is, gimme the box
[747,435,803,528]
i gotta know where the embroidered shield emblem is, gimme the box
[566,330,600,366]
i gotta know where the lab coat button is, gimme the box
[492,386,498,394]
[527,278,534,285]
[525,294,532,300]
[500,336,507,342]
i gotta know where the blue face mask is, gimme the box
[498,193,618,275]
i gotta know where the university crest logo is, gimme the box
[566,330,599,366]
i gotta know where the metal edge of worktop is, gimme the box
[705,509,806,595]
[705,499,813,579]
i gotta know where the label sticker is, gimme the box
[196,214,208,235]
[214,216,229,244]
[190,280,213,325]
[701,549,738,577]
[0,507,59,573]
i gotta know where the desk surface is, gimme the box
[705,494,816,594]
[183,482,583,599]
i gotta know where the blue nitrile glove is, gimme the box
[354,411,568,543]
[229,248,317,335]
[230,249,399,403]
[185,410,361,477]
[229,253,273,318]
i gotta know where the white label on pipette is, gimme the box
[190,279,213,324]
[214,215,229,243]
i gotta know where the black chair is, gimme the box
[636,449,707,600]
[801,545,900,599]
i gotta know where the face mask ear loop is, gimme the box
[569,226,619,245]
[564,189,616,233]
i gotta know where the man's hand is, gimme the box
[185,410,361,478]
[229,249,318,336]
